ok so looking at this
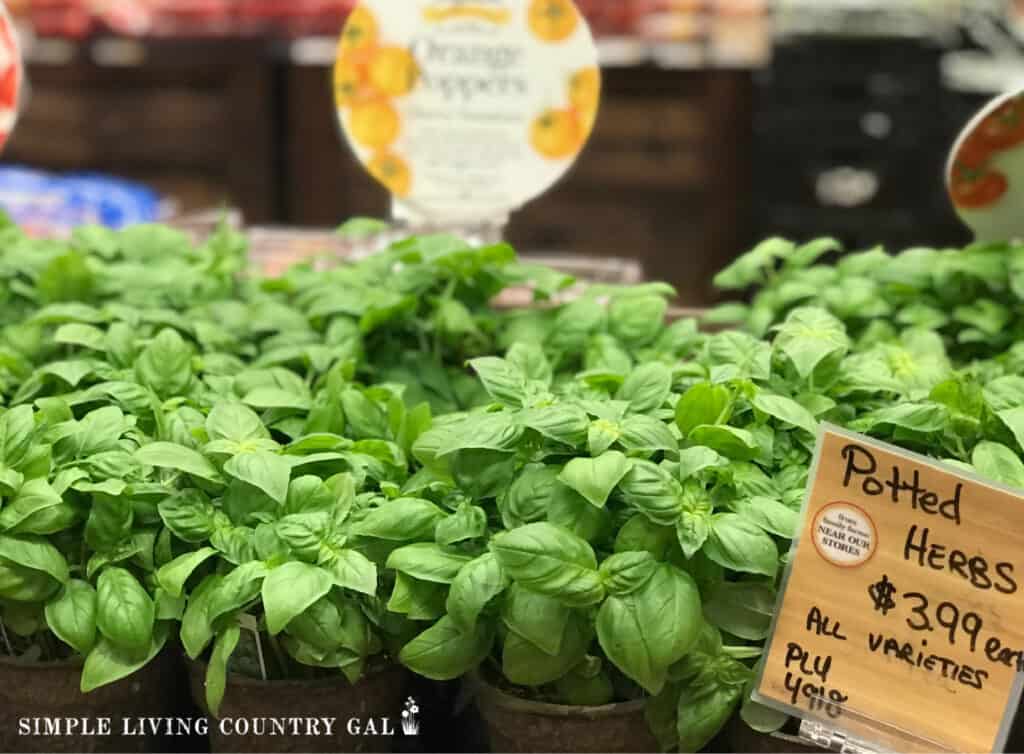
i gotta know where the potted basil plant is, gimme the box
[143,397,425,753]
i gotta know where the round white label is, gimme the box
[812,502,877,569]
[947,90,1024,242]
[334,0,600,224]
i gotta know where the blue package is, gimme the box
[0,165,162,233]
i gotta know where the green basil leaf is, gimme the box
[0,406,35,469]
[45,579,98,655]
[547,483,612,544]
[469,357,527,407]
[687,426,758,461]
[617,363,672,413]
[502,583,569,656]
[0,533,69,584]
[599,551,659,596]
[81,623,169,693]
[0,478,76,535]
[731,496,799,539]
[704,514,778,578]
[96,567,155,652]
[352,498,445,541]
[136,442,223,484]
[500,465,559,529]
[491,522,604,607]
[447,553,509,631]
[618,415,678,455]
[676,383,732,437]
[677,447,727,481]
[134,328,192,398]
[206,561,268,627]
[386,543,472,585]
[618,460,683,526]
[677,512,711,559]
[263,562,334,635]
[520,404,589,447]
[703,581,776,641]
[158,491,218,543]
[223,451,291,506]
[322,549,378,595]
[205,624,241,717]
[588,419,620,457]
[206,402,270,445]
[609,294,669,347]
[398,615,495,681]
[773,307,849,380]
[751,391,818,436]
[180,573,223,659]
[340,388,390,440]
[388,572,447,620]
[973,442,1024,489]
[614,515,676,560]
[243,387,312,411]
[558,451,630,508]
[437,413,523,457]
[435,503,487,546]
[506,342,552,387]
[597,564,701,694]
[503,611,591,686]
[156,547,219,599]
[676,676,743,752]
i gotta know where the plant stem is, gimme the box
[265,630,289,680]
[0,621,12,656]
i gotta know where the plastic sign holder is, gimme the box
[753,425,1024,753]
[0,3,23,154]
[334,0,601,242]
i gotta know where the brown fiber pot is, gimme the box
[0,648,182,753]
[471,674,659,753]
[187,660,410,753]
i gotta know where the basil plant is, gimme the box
[358,304,794,753]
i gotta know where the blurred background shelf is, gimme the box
[2,0,1022,303]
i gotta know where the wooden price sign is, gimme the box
[754,425,1024,753]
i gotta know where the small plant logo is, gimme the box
[401,697,420,736]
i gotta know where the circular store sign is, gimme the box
[335,0,601,224]
[0,4,22,153]
[947,90,1024,242]
[811,501,877,569]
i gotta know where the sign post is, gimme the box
[333,0,601,243]
[754,425,1024,753]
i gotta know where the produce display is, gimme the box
[16,0,356,38]
[2,218,1024,752]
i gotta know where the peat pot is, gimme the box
[0,648,182,753]
[471,673,660,753]
[187,660,410,754]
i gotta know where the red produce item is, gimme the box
[91,0,153,35]
[150,0,233,36]
[29,1,93,39]
[0,3,21,152]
